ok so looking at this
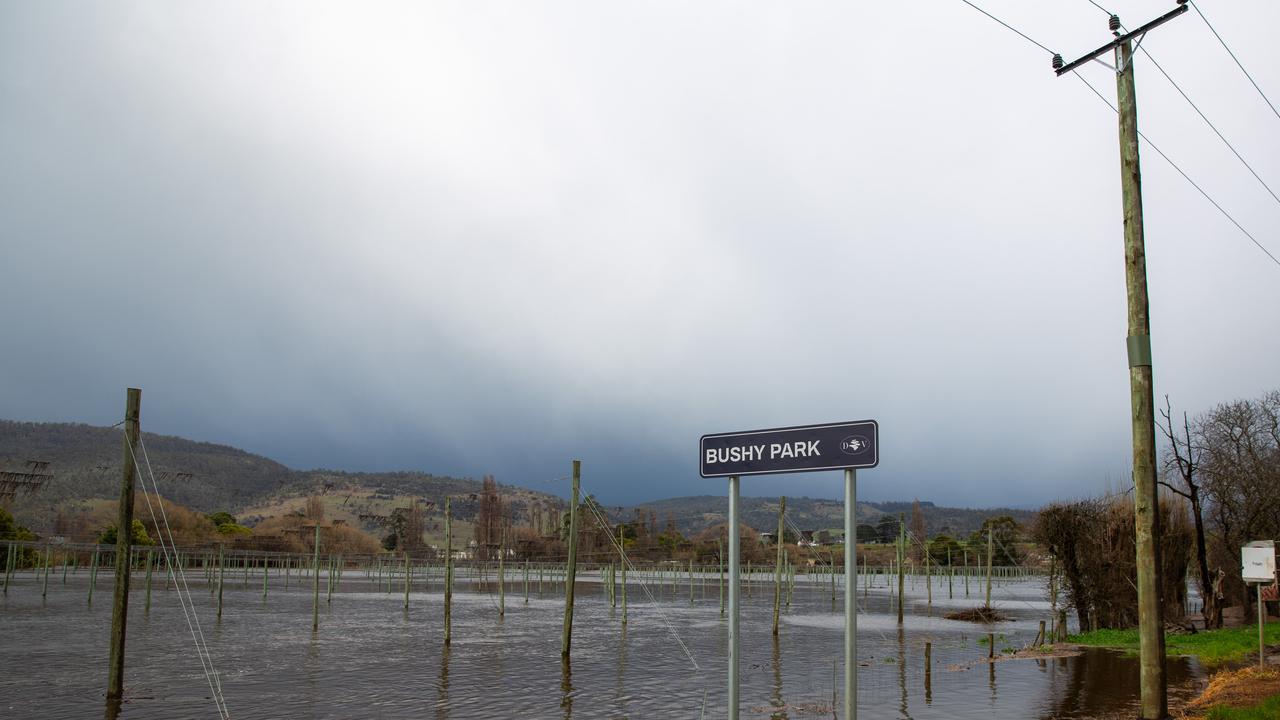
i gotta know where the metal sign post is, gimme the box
[727,475,740,719]
[844,467,857,720]
[702,420,878,720]
[1243,541,1276,669]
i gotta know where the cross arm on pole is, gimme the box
[1055,3,1188,77]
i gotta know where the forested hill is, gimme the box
[0,420,547,530]
[614,495,1037,540]
[2,420,1034,538]
[0,420,295,515]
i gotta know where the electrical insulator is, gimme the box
[1052,54,1064,71]
[1109,14,1121,32]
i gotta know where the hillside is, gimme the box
[0,420,296,526]
[0,421,564,539]
[613,495,1036,540]
[2,420,1034,541]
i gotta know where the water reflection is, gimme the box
[1038,650,1200,719]
[560,656,573,720]
[897,627,908,718]
[435,645,450,720]
[770,634,785,718]
[0,574,1212,719]
[924,643,932,705]
[614,625,628,718]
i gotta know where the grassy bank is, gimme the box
[1201,695,1280,719]
[1069,622,1279,665]
[1183,667,1280,719]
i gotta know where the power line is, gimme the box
[1084,0,1113,17]
[1135,45,1280,209]
[1073,72,1280,269]
[957,0,1280,270]
[1189,1,1280,122]
[1077,1,1280,211]
[958,0,1055,55]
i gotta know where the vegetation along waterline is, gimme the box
[1070,622,1280,665]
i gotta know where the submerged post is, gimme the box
[616,525,629,624]
[311,525,320,631]
[985,527,994,607]
[772,496,786,636]
[897,514,905,625]
[444,497,453,645]
[728,475,740,720]
[106,387,141,704]
[561,460,580,658]
[844,468,858,720]
[145,549,154,611]
[718,536,725,617]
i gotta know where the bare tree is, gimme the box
[1158,395,1219,627]
[909,499,927,561]
[1196,390,1280,617]
[304,495,325,522]
[474,475,507,561]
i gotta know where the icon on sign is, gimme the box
[840,436,870,455]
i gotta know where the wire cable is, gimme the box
[958,0,1056,55]
[1078,1,1280,211]
[577,483,703,675]
[1189,1,1280,122]
[1135,45,1280,209]
[136,436,229,718]
[957,0,1280,270]
[1073,72,1280,269]
[127,431,230,719]
[1084,0,1112,16]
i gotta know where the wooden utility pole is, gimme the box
[106,387,141,703]
[1054,7,1188,716]
[1116,34,1168,720]
[772,496,786,636]
[561,460,580,658]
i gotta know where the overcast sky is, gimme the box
[2,1,1276,508]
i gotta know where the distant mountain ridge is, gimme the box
[610,495,1035,540]
[1,419,1035,538]
[0,420,555,532]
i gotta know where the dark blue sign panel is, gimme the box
[700,420,878,478]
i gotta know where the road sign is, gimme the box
[1243,542,1276,583]
[700,420,878,478]
[706,418,878,720]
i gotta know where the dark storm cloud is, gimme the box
[2,0,1277,506]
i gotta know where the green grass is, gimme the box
[1202,693,1280,719]
[1069,622,1279,664]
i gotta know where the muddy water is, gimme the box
[0,568,1204,718]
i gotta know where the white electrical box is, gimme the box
[1242,544,1276,583]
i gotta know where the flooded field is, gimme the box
[0,565,1205,718]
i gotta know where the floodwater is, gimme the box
[0,565,1206,719]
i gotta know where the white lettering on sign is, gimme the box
[705,444,768,465]
[770,441,820,459]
